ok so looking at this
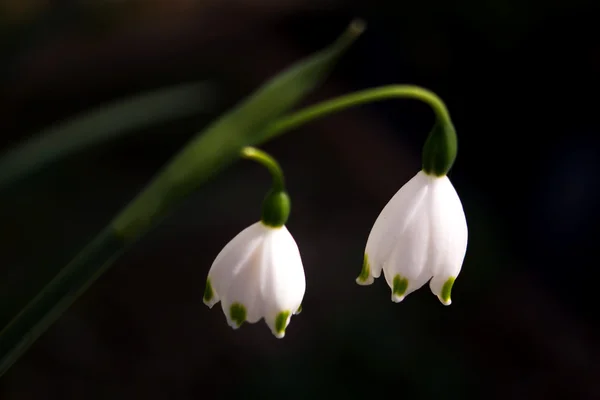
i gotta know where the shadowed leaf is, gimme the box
[0,82,217,190]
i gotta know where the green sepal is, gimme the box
[422,120,457,177]
[261,190,291,227]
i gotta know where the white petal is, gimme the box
[382,191,432,303]
[426,176,468,305]
[260,226,306,338]
[219,245,265,328]
[359,171,430,284]
[204,222,266,308]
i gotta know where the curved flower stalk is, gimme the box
[203,147,305,338]
[356,116,468,305]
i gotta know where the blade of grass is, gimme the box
[0,81,217,190]
[0,20,365,377]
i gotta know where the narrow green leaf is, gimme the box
[0,229,123,369]
[0,81,217,190]
[0,20,364,377]
[112,20,365,239]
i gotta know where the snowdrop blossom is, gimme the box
[203,147,305,337]
[356,170,468,305]
[203,221,305,338]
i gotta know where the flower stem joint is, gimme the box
[261,189,291,228]
[422,120,458,177]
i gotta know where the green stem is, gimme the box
[259,85,452,142]
[241,146,285,192]
[241,147,290,227]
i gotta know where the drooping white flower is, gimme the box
[356,170,468,305]
[203,221,305,338]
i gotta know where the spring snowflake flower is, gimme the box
[356,170,468,305]
[203,221,305,338]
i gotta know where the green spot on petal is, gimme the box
[296,304,302,314]
[393,275,409,297]
[357,254,371,282]
[203,279,214,303]
[275,310,291,335]
[441,277,455,304]
[229,303,246,327]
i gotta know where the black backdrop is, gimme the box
[0,1,598,399]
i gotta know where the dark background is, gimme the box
[1,0,599,399]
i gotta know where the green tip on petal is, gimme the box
[392,275,408,303]
[203,278,214,306]
[440,277,455,305]
[229,303,247,328]
[274,311,291,338]
[295,304,302,315]
[356,254,373,285]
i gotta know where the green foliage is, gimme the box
[0,82,216,190]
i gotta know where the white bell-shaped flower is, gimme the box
[203,221,305,338]
[356,170,468,305]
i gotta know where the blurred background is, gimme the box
[1,0,599,399]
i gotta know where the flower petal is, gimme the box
[219,245,265,326]
[260,226,306,338]
[204,221,266,308]
[427,176,468,305]
[383,192,432,303]
[361,171,430,284]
